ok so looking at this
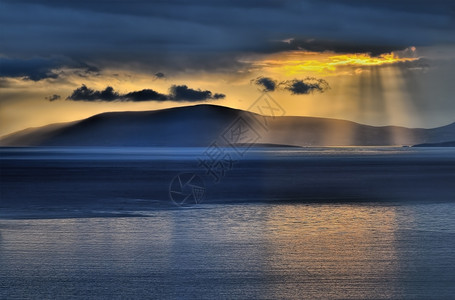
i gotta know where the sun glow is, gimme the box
[249,49,419,76]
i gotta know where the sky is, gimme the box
[1,0,455,136]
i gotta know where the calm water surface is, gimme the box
[1,203,455,299]
[1,147,454,299]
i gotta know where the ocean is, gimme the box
[1,147,454,299]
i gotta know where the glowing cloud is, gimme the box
[248,48,419,76]
[280,78,330,95]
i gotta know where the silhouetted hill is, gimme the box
[413,140,455,147]
[1,105,455,146]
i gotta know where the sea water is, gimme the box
[1,147,454,299]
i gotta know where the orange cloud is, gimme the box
[247,49,419,76]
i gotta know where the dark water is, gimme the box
[1,147,455,299]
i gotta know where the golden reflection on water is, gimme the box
[0,204,407,299]
[263,204,400,299]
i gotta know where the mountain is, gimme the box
[1,105,455,147]
[413,141,455,147]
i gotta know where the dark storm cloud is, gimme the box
[45,94,61,101]
[250,76,330,95]
[170,86,215,100]
[317,0,455,16]
[75,63,101,78]
[212,93,225,100]
[0,57,102,81]
[123,89,168,101]
[280,78,330,95]
[67,85,120,101]
[1,0,454,72]
[66,84,224,102]
[273,39,408,57]
[169,85,225,101]
[251,77,277,92]
[154,72,166,79]
[0,57,58,81]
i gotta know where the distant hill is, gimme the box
[413,141,455,147]
[1,105,455,147]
